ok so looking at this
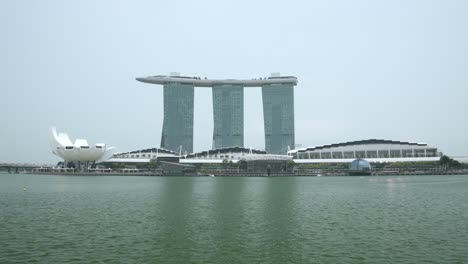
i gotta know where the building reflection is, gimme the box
[148,177,196,262]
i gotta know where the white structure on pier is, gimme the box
[49,127,114,162]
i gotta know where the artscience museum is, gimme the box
[49,127,114,164]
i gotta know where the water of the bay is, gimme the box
[1,174,467,263]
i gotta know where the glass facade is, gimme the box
[292,144,440,160]
[212,85,244,149]
[161,83,194,154]
[262,84,295,154]
[350,159,371,171]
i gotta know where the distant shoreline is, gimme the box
[1,171,467,177]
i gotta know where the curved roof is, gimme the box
[116,147,177,155]
[290,139,429,154]
[187,147,266,158]
[136,75,298,87]
[240,154,292,162]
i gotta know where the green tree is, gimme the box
[148,159,158,170]
[109,162,126,170]
[440,155,450,165]
[449,159,462,168]
[440,155,462,170]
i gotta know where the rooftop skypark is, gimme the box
[136,74,298,87]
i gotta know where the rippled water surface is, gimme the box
[1,174,468,263]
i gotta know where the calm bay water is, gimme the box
[1,174,468,263]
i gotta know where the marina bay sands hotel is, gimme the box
[136,73,297,155]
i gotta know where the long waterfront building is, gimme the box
[288,139,443,163]
[137,73,297,154]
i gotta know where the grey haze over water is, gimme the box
[2,0,468,163]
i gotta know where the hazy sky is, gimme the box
[2,0,467,163]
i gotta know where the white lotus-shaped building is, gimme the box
[49,127,114,162]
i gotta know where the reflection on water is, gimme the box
[261,178,298,262]
[1,175,468,263]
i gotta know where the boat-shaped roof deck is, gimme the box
[136,75,298,87]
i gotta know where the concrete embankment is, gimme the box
[25,169,468,177]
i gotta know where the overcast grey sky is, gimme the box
[2,0,467,163]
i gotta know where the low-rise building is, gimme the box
[289,139,442,163]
